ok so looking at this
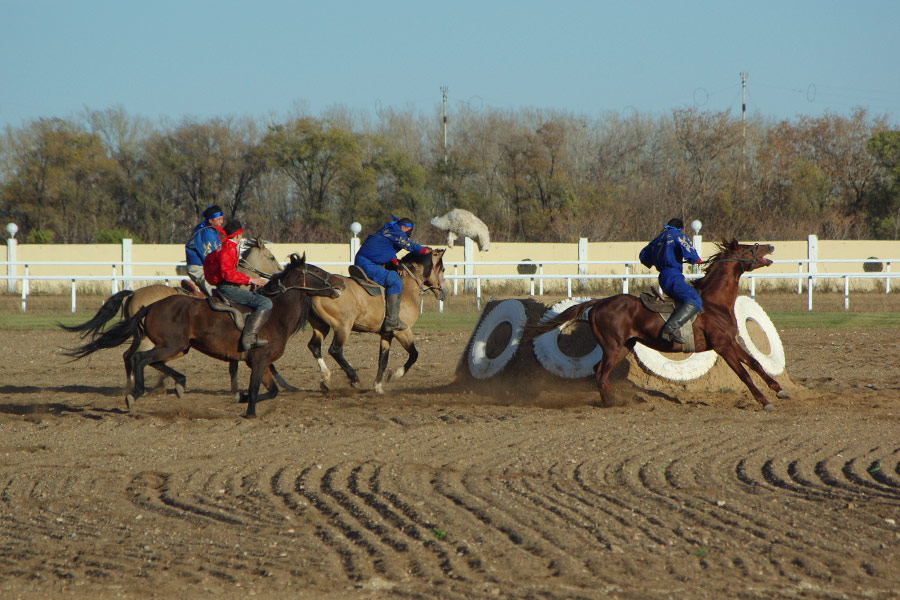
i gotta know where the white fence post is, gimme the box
[122,238,133,290]
[808,234,817,290]
[6,237,16,293]
[464,237,474,291]
[578,237,587,291]
[349,236,360,263]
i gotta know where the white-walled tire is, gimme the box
[467,299,527,379]
[533,298,603,378]
[632,344,718,382]
[734,296,785,376]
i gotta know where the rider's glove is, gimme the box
[389,258,400,267]
[419,247,431,254]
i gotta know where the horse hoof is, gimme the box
[174,383,185,398]
[764,404,776,412]
[776,390,790,399]
[319,382,330,393]
[242,411,256,419]
[374,382,384,395]
[232,392,242,403]
[125,394,134,411]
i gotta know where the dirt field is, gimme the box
[1,293,899,599]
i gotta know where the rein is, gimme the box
[400,262,443,296]
[709,243,763,265]
[238,258,275,278]
[261,264,336,296]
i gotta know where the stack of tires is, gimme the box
[457,296,785,384]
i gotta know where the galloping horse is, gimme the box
[525,239,789,410]
[64,254,344,417]
[307,249,447,394]
[59,238,290,397]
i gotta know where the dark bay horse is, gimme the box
[64,254,344,417]
[307,249,447,394]
[59,238,290,398]
[526,239,789,410]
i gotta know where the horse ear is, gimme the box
[255,237,264,248]
[300,252,306,263]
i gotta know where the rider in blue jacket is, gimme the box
[185,205,225,296]
[639,218,703,344]
[354,216,430,332]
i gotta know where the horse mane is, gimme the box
[258,252,303,295]
[240,238,262,259]
[400,250,433,277]
[693,238,739,292]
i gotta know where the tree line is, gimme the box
[2,104,899,246]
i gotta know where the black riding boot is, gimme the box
[240,308,271,351]
[660,303,699,344]
[381,293,408,333]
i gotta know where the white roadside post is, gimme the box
[349,222,361,262]
[6,223,17,293]
[690,220,703,277]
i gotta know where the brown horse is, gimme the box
[64,254,344,417]
[307,249,447,394]
[525,239,789,410]
[59,238,289,397]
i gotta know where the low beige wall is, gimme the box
[4,239,900,294]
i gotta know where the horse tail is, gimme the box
[522,298,601,341]
[61,305,149,361]
[57,289,134,338]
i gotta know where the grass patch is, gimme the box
[0,313,92,331]
[768,312,900,329]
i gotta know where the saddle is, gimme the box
[347,265,385,297]
[207,290,251,331]
[639,291,700,353]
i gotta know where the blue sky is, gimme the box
[2,0,898,129]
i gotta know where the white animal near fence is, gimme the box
[430,208,490,251]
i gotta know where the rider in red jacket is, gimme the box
[203,218,271,351]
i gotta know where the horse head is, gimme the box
[427,248,448,301]
[398,248,447,301]
[240,237,282,278]
[719,239,775,272]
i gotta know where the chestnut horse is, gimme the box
[58,238,291,397]
[307,249,447,394]
[64,254,344,417]
[526,240,789,410]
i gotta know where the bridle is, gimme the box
[238,257,276,278]
[712,243,766,266]
[400,260,445,297]
[260,263,338,296]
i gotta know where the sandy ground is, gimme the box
[0,293,899,599]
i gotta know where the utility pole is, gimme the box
[441,85,449,164]
[740,72,748,154]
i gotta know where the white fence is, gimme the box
[2,256,899,313]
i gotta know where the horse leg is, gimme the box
[595,344,629,407]
[717,346,775,410]
[327,327,360,389]
[150,361,187,398]
[243,359,269,418]
[126,349,155,411]
[229,360,240,402]
[374,334,393,395]
[269,364,298,392]
[386,329,417,382]
[734,345,789,399]
[126,344,186,411]
[237,363,280,403]
[308,324,334,391]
